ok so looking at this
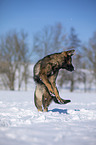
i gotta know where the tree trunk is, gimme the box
[70,79,74,92]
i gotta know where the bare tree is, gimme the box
[82,31,96,91]
[0,33,18,90]
[32,23,67,59]
[89,32,96,87]
[16,31,30,91]
[0,30,30,90]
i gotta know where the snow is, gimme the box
[0,88,96,145]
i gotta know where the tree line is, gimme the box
[0,23,96,91]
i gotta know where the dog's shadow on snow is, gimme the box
[49,108,80,114]
[49,108,69,114]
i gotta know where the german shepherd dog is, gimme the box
[33,50,75,112]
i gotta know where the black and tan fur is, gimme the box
[33,50,75,111]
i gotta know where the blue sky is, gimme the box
[0,0,96,45]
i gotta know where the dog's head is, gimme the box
[62,50,75,71]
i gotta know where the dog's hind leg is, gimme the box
[34,83,52,112]
[42,90,52,112]
[34,84,45,111]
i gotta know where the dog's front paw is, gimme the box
[57,98,71,104]
[63,99,71,104]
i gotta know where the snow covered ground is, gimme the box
[0,88,96,145]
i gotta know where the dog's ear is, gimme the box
[66,50,75,56]
[61,49,75,57]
